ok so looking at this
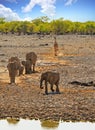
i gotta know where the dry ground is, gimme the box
[0,34,95,122]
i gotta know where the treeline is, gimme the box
[0,16,95,35]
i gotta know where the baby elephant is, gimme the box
[22,60,32,74]
[7,57,24,84]
[40,71,60,94]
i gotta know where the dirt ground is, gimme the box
[0,34,95,122]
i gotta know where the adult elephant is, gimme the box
[40,71,60,94]
[25,52,37,73]
[7,57,24,84]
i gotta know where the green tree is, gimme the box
[3,22,10,34]
[85,21,95,35]
[51,18,64,34]
[0,18,5,24]
[9,21,18,34]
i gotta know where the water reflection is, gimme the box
[0,118,95,130]
[7,118,20,124]
[41,120,59,129]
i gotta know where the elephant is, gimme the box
[7,57,24,84]
[40,71,60,94]
[21,60,32,74]
[26,52,37,73]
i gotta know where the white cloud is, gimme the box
[0,4,20,21]
[22,0,56,17]
[65,0,77,6]
[22,17,32,21]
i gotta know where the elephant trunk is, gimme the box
[40,78,43,89]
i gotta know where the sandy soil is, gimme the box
[0,34,95,122]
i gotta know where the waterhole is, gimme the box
[0,118,95,130]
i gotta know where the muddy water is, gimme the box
[0,119,95,130]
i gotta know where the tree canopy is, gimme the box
[0,16,95,35]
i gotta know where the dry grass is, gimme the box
[0,34,95,122]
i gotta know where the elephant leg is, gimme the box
[56,85,59,92]
[55,83,60,93]
[56,85,60,94]
[19,66,24,76]
[10,76,15,84]
[51,84,54,92]
[45,81,48,94]
[29,67,32,74]
[25,67,30,74]
[32,64,35,72]
[25,68,28,74]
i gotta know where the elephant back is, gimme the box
[26,52,37,64]
[7,61,19,77]
[44,71,60,84]
[8,56,21,68]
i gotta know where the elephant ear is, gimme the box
[15,62,20,70]
[21,61,26,66]
[41,72,47,80]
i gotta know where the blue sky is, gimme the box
[0,0,95,22]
